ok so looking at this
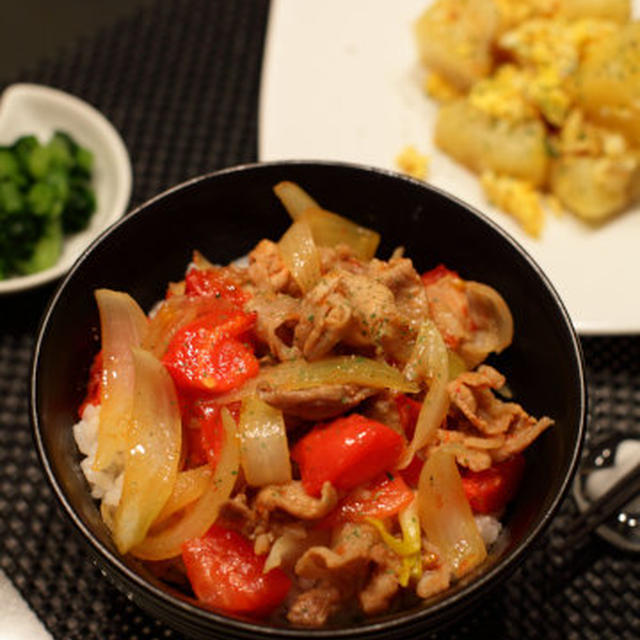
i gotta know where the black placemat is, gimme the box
[0,1,638,639]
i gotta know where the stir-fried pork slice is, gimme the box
[216,493,258,538]
[424,273,513,368]
[490,416,554,462]
[424,273,471,350]
[448,365,522,435]
[362,391,404,436]
[366,257,430,328]
[255,481,338,519]
[416,542,451,599]
[295,522,379,586]
[258,382,378,421]
[247,239,300,296]
[317,244,365,275]
[446,365,554,463]
[431,429,497,471]
[294,269,415,362]
[359,543,402,615]
[287,583,342,627]
[245,291,301,361]
[294,288,353,361]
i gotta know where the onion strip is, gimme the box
[152,465,212,527]
[238,397,292,487]
[417,449,486,579]
[400,320,450,468]
[299,207,380,261]
[94,289,148,471]
[278,220,321,293]
[112,348,182,554]
[273,181,320,220]
[131,408,240,561]
[261,355,419,394]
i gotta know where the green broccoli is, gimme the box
[0,130,97,279]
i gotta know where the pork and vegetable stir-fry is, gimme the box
[73,182,553,626]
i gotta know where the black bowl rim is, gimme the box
[30,159,587,638]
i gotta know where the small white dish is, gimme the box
[260,0,640,334]
[0,83,132,294]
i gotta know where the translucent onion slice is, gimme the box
[417,449,487,579]
[131,408,240,561]
[273,181,321,220]
[400,320,450,468]
[261,355,419,394]
[461,281,514,368]
[152,465,212,526]
[112,348,182,554]
[278,220,321,293]
[93,289,148,471]
[238,397,292,487]
[299,207,380,261]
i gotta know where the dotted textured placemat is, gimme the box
[0,1,638,639]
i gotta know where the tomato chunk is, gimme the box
[162,310,258,393]
[197,401,241,471]
[292,413,405,497]
[182,525,291,617]
[461,454,525,514]
[420,263,460,286]
[395,394,422,440]
[317,473,414,529]
[185,267,249,307]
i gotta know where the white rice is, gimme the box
[474,513,503,547]
[73,403,124,507]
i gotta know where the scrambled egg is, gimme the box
[412,0,639,236]
[424,72,462,102]
[481,172,545,237]
[396,146,430,180]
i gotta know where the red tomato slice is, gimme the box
[291,413,405,497]
[197,401,241,471]
[185,267,249,307]
[317,473,414,529]
[184,426,208,468]
[162,311,258,393]
[461,454,525,514]
[395,394,422,440]
[420,263,460,286]
[182,525,291,617]
[398,454,424,489]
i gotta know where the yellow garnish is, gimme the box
[424,72,462,102]
[396,145,430,180]
[481,171,545,237]
[366,500,422,587]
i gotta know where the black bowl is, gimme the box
[31,161,586,639]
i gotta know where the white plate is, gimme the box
[259,0,640,335]
[0,83,132,294]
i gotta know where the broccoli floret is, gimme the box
[0,131,97,279]
[0,208,45,272]
[73,146,94,178]
[0,181,25,214]
[15,217,63,275]
[62,178,96,232]
[11,135,39,176]
[0,149,27,187]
